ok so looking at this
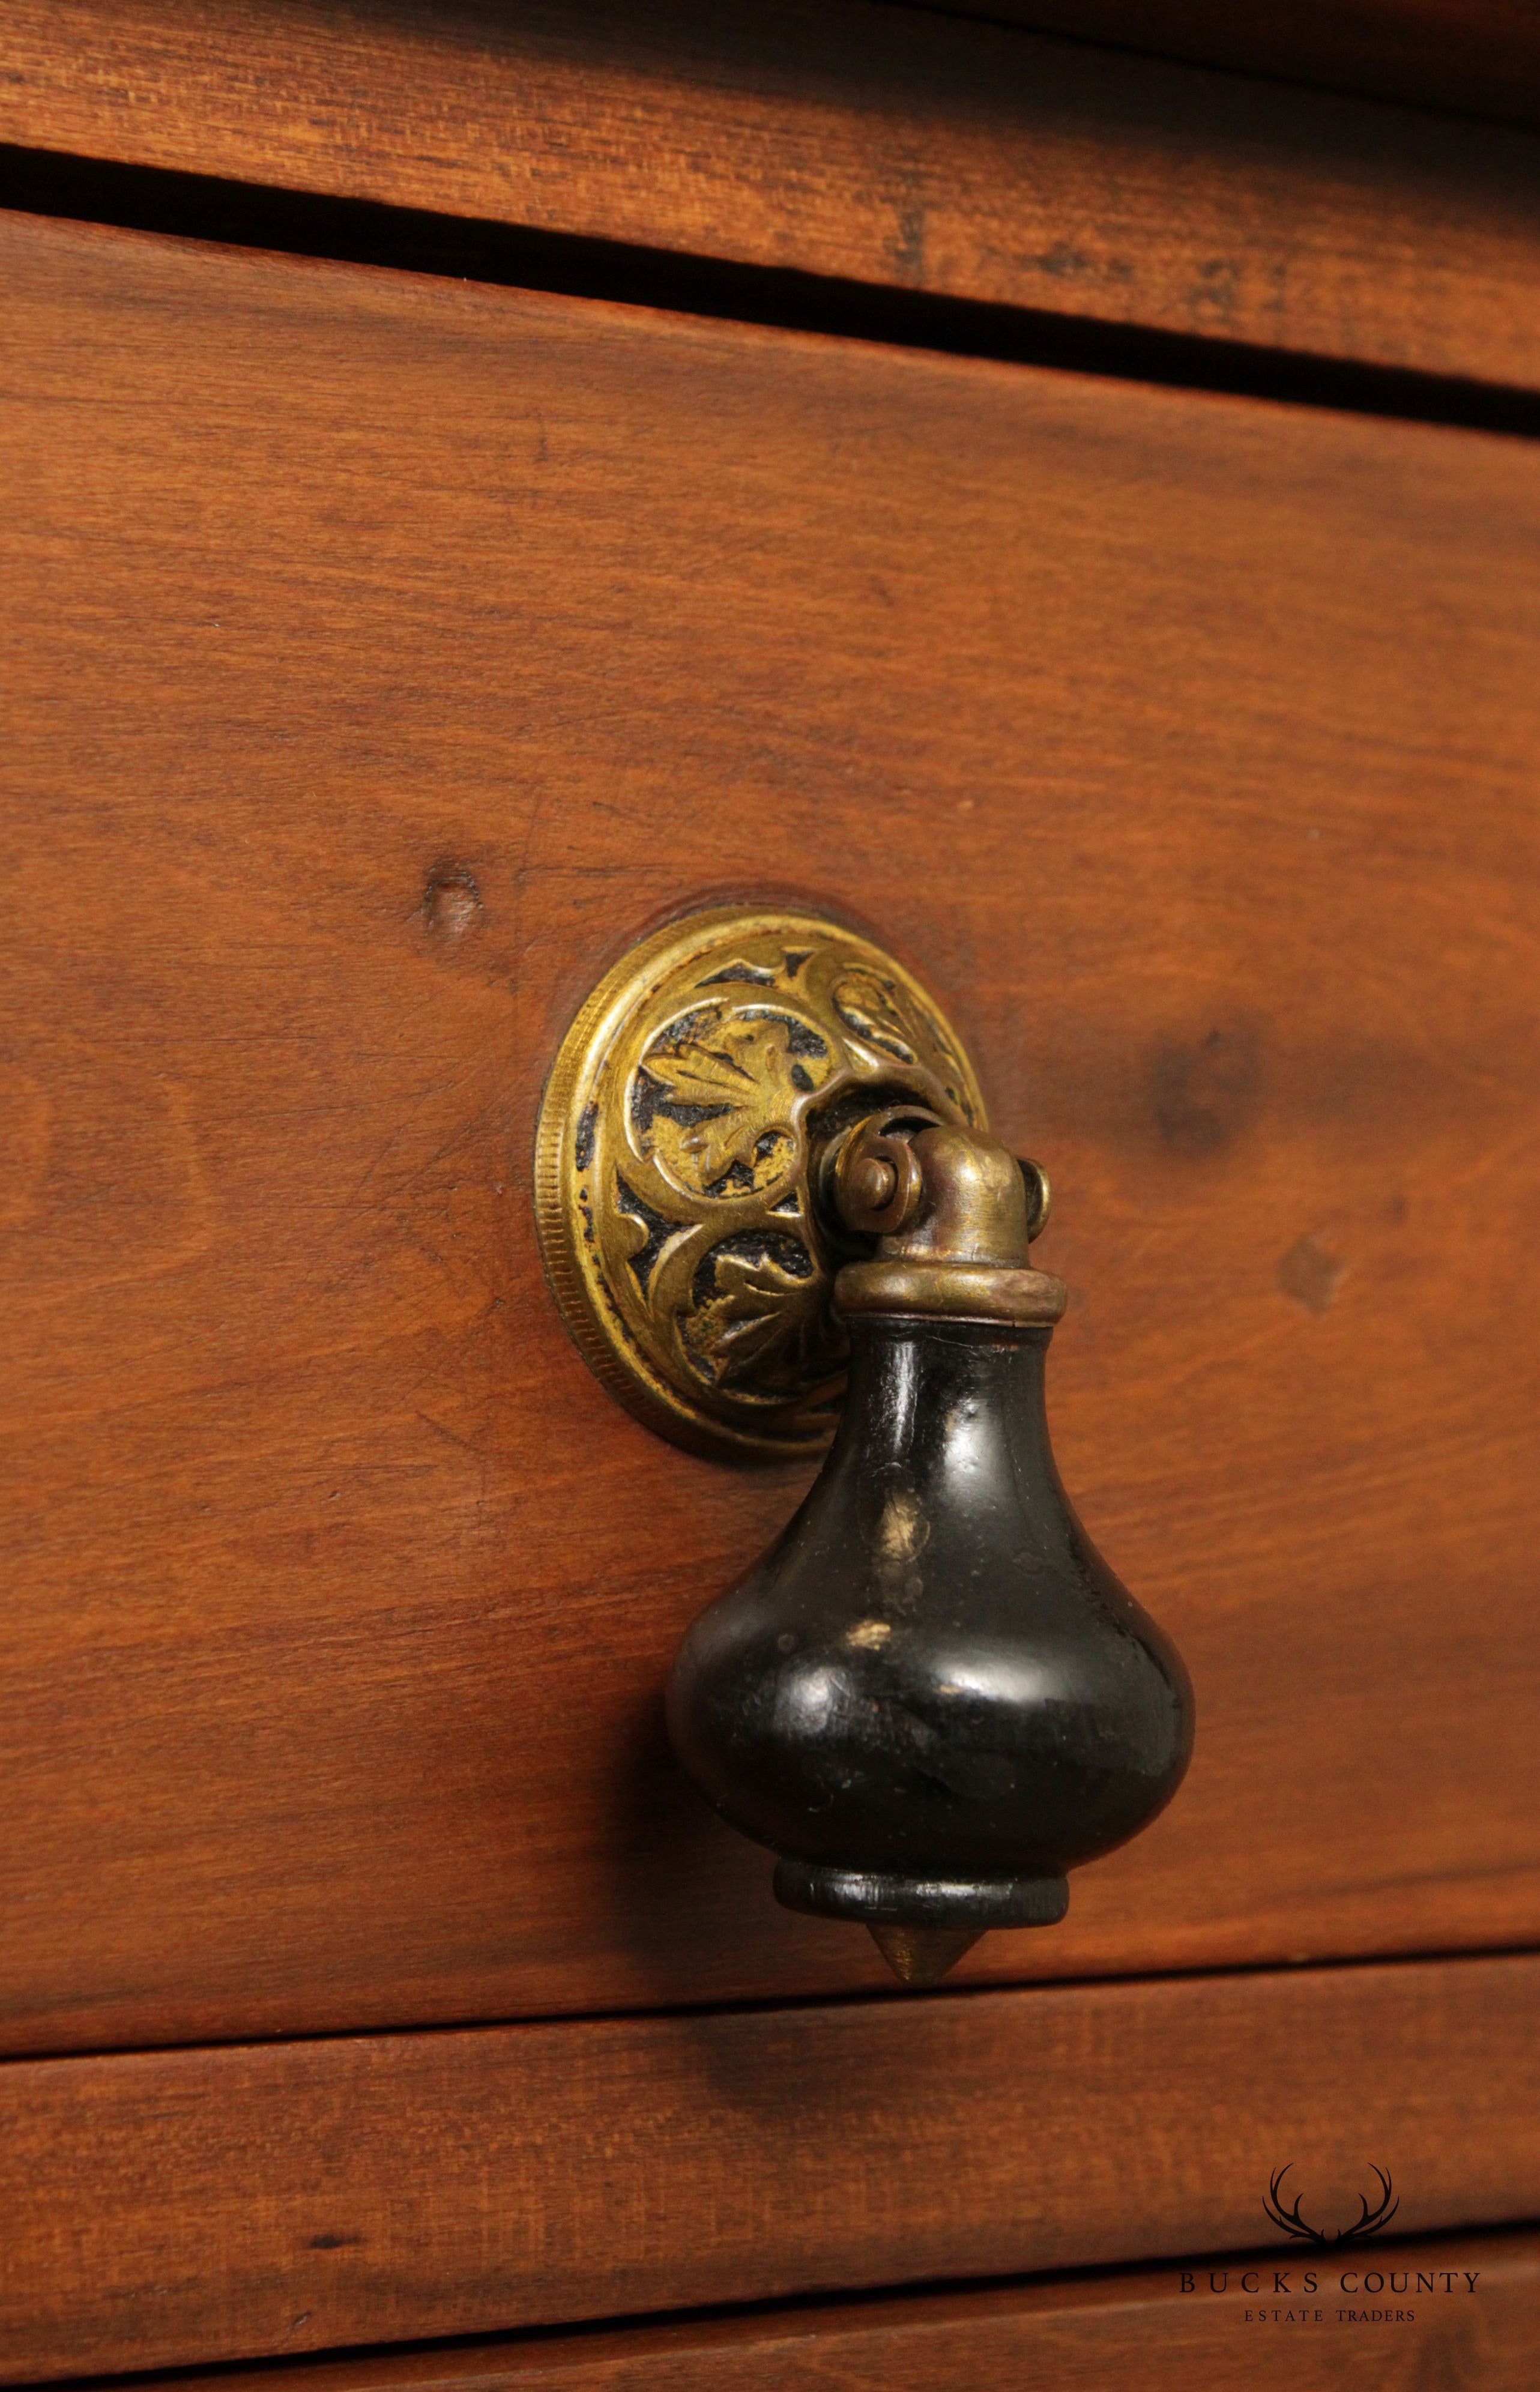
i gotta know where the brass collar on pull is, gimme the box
[534,905,1060,1459]
[831,1115,1064,1329]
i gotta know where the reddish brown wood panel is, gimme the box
[915,2,1540,133]
[5,1,1540,388]
[4,1957,1539,2379]
[3,213,1540,2056]
[84,2228,1540,2391]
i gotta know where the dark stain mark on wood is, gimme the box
[1278,1232,1348,1313]
[1150,1027,1260,1156]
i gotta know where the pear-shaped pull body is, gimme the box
[666,1315,1194,1939]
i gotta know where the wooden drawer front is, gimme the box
[2,209,1539,2057]
[4,1957,1538,2378]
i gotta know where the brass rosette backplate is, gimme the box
[534,906,986,1458]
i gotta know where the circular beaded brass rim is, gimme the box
[533,904,986,1459]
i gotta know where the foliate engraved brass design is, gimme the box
[534,907,986,1458]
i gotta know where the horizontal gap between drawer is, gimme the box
[887,2,1532,137]
[3,139,1539,442]
[51,2221,1540,2391]
[4,1938,1540,2075]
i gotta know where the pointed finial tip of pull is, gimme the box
[868,1924,983,1988]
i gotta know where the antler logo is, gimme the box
[1263,2165,1399,2248]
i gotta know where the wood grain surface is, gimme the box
[6,0,1540,389]
[4,1956,1538,2378]
[2,212,1540,2055]
[74,2228,1540,2392]
[913,1,1540,133]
